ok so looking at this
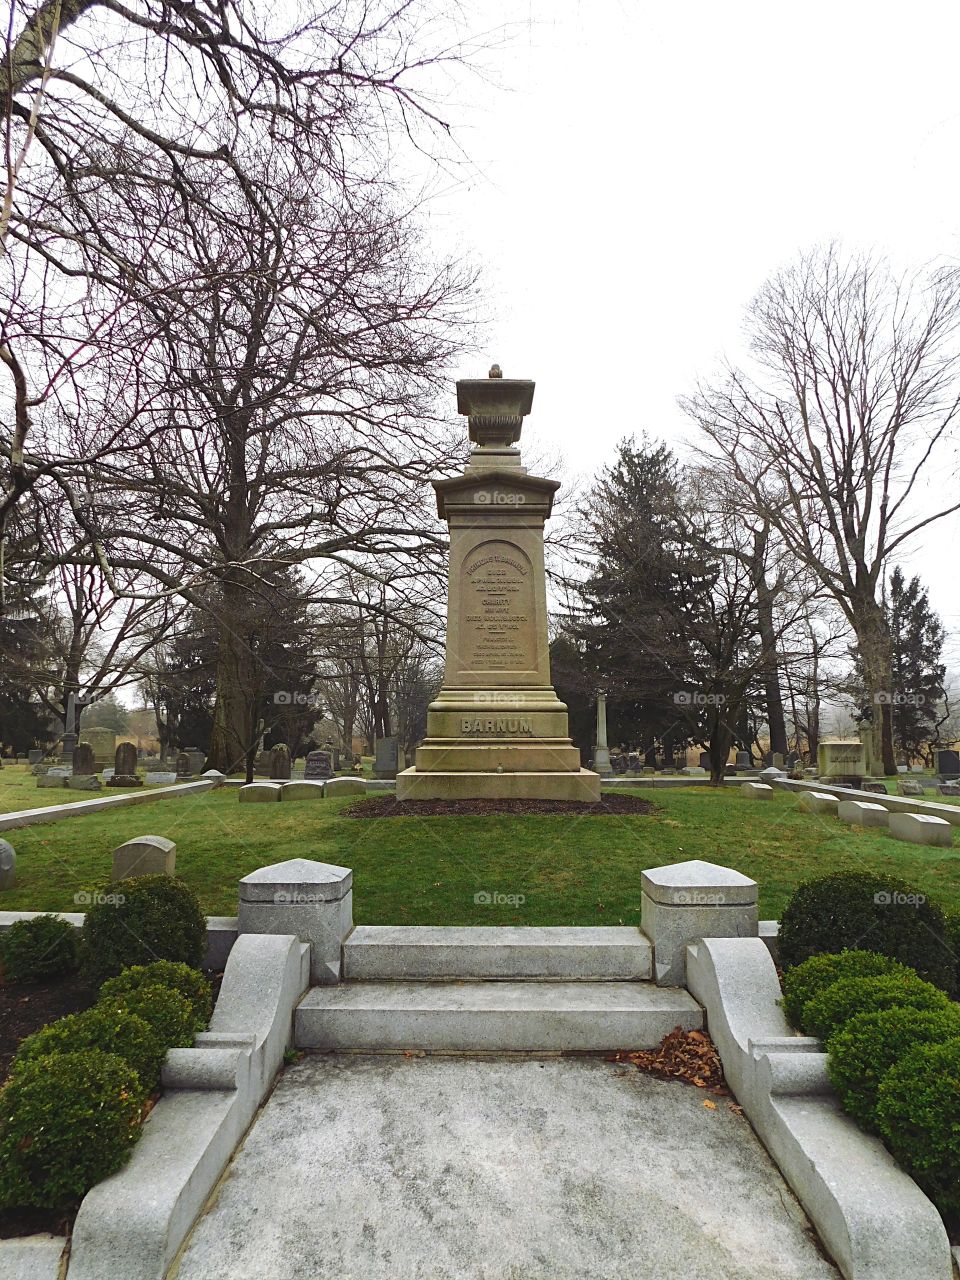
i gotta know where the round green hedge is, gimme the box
[81,875,205,985]
[12,1006,166,1092]
[803,973,951,1043]
[0,1050,144,1210]
[99,962,212,1031]
[0,914,82,983]
[780,950,911,1032]
[827,1005,960,1130]
[96,984,197,1051]
[778,871,955,994]
[876,1037,960,1222]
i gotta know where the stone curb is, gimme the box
[64,932,310,1280]
[772,776,960,826]
[0,779,220,833]
[686,935,952,1280]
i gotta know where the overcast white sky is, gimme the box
[424,0,960,661]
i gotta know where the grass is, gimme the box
[1,769,957,924]
[0,767,149,811]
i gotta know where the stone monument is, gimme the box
[108,741,142,787]
[592,692,613,777]
[396,368,600,802]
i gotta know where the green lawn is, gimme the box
[1,779,957,923]
[0,766,149,811]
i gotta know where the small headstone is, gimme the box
[937,782,960,797]
[145,771,178,785]
[72,741,96,776]
[202,769,226,781]
[909,764,924,774]
[785,751,801,768]
[860,780,888,795]
[325,776,365,797]
[0,839,16,890]
[67,774,101,791]
[897,764,909,774]
[759,766,785,781]
[175,752,192,779]
[735,751,751,768]
[698,752,711,769]
[935,749,960,779]
[27,749,42,765]
[331,748,342,772]
[184,747,206,775]
[897,779,925,797]
[108,741,142,787]
[305,749,333,780]
[270,743,292,780]
[373,736,401,780]
[239,782,283,802]
[112,835,176,881]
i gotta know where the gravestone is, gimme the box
[305,749,333,780]
[861,780,889,795]
[270,743,292,780]
[785,751,800,769]
[108,741,142,787]
[175,752,192,779]
[373,736,401,780]
[0,839,15,890]
[935,749,960,780]
[184,747,206,775]
[72,742,96,777]
[145,771,178,785]
[735,751,751,768]
[897,779,925,797]
[28,749,42,765]
[698,752,711,770]
[395,370,600,802]
[939,781,960,797]
[817,741,866,780]
[112,835,176,881]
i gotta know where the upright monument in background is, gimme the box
[396,369,601,802]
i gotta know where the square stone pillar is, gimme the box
[238,858,353,985]
[641,860,758,986]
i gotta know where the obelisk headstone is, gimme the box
[396,368,600,802]
[593,692,613,777]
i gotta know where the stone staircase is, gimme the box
[295,925,703,1052]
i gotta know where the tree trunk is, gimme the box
[207,590,259,775]
[708,705,735,785]
[756,577,788,756]
[855,603,897,775]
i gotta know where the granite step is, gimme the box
[342,925,652,982]
[295,980,701,1052]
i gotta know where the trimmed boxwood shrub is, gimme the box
[827,1005,960,1130]
[778,871,955,994]
[12,1006,166,1092]
[0,914,82,983]
[96,984,197,1051]
[99,961,212,1031]
[803,972,951,1043]
[876,1037,960,1222]
[82,875,205,985]
[780,950,911,1032]
[0,1050,144,1210]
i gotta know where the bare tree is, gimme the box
[683,245,960,774]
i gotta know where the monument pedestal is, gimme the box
[396,370,600,804]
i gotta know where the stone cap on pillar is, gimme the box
[641,860,758,906]
[238,858,353,904]
[456,374,535,448]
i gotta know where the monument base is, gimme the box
[395,767,602,802]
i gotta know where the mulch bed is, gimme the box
[0,973,97,1083]
[344,796,657,818]
[610,1027,729,1096]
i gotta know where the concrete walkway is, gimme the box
[172,1055,838,1280]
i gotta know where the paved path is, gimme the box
[173,1054,839,1280]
